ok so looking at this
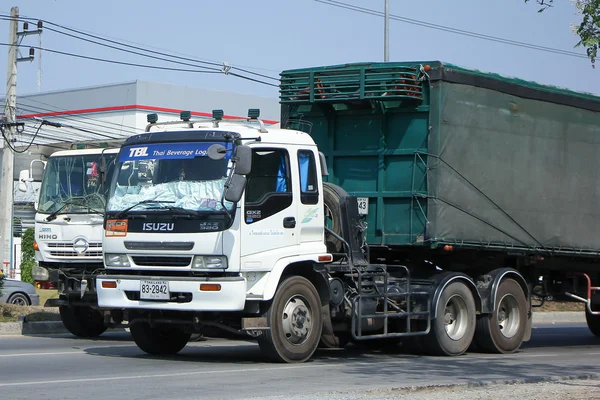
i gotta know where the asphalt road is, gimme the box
[0,323,599,400]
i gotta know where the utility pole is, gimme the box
[0,7,41,276]
[0,7,19,275]
[384,0,389,62]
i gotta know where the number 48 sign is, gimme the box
[357,197,369,215]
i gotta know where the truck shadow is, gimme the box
[78,324,600,367]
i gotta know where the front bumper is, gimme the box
[96,275,247,311]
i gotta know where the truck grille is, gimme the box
[47,242,102,257]
[49,250,103,257]
[131,256,192,267]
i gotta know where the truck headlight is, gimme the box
[32,265,49,281]
[105,254,130,267]
[192,255,228,270]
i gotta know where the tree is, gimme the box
[527,0,600,66]
[20,228,35,284]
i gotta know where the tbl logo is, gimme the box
[128,147,149,158]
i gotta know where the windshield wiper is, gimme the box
[46,202,73,222]
[115,200,175,218]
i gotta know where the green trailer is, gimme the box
[281,61,600,253]
[279,61,600,353]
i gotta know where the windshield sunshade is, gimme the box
[107,142,234,213]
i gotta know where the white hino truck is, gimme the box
[32,147,119,337]
[96,109,534,363]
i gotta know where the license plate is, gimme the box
[140,280,170,300]
[357,197,369,215]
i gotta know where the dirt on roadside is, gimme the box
[0,303,60,323]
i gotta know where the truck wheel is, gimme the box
[258,276,323,363]
[59,305,108,338]
[130,322,191,355]
[585,310,600,337]
[474,279,527,353]
[323,183,348,253]
[424,281,476,356]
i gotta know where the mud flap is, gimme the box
[523,297,533,342]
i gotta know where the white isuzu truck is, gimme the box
[33,147,119,337]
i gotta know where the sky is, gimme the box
[0,0,597,100]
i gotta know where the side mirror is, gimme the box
[234,145,252,175]
[17,170,30,192]
[224,174,246,203]
[30,159,46,181]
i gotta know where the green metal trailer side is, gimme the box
[280,61,600,256]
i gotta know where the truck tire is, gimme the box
[424,281,476,356]
[130,322,191,355]
[474,278,527,353]
[258,276,323,363]
[323,183,348,254]
[585,310,600,337]
[59,305,108,338]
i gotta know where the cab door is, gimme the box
[296,149,324,249]
[240,147,299,266]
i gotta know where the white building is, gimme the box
[0,80,280,274]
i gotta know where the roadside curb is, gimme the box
[0,320,67,336]
[532,311,585,323]
[0,311,587,336]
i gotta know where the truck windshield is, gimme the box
[38,153,117,214]
[106,141,234,214]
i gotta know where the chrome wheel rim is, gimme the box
[281,295,313,346]
[498,294,520,338]
[444,294,468,341]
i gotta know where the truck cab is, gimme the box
[98,111,333,360]
[33,147,119,337]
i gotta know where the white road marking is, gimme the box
[0,364,330,387]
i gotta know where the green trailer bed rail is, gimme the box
[280,64,428,104]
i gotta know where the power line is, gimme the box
[0,42,224,73]
[19,98,144,133]
[17,105,127,139]
[36,17,280,81]
[0,121,44,153]
[0,15,280,85]
[42,25,223,73]
[314,0,589,60]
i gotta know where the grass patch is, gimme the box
[535,300,585,312]
[0,303,60,323]
[37,289,59,307]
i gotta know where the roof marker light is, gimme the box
[213,109,224,120]
[180,110,191,121]
[147,113,158,124]
[248,109,260,119]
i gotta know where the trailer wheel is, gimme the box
[425,281,476,356]
[474,279,527,353]
[130,322,191,355]
[585,310,600,337]
[59,304,108,338]
[258,276,323,363]
[323,183,348,254]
